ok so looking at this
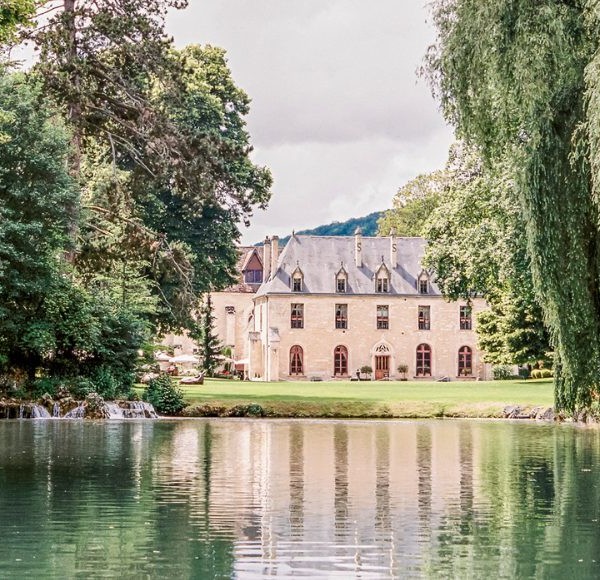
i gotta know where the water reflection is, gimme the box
[0,419,599,578]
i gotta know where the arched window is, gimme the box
[416,343,431,377]
[458,346,472,376]
[290,345,304,375]
[334,345,348,376]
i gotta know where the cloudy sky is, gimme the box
[167,1,453,244]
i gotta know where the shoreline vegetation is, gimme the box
[155,378,572,421]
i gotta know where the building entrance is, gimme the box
[374,355,390,380]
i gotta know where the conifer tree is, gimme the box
[192,294,221,377]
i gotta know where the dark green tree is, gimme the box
[0,73,76,378]
[425,3,597,411]
[0,0,35,44]
[0,74,145,394]
[190,294,221,377]
[16,4,272,331]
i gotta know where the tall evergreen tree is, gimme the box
[190,294,221,378]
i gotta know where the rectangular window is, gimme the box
[418,306,430,330]
[419,279,429,294]
[244,269,263,284]
[291,303,304,329]
[377,305,389,329]
[337,277,347,293]
[460,305,472,330]
[335,304,348,329]
[292,276,302,292]
[377,277,389,293]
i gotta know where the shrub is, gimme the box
[518,367,531,380]
[531,369,543,379]
[360,365,373,375]
[540,368,553,378]
[29,377,62,398]
[492,365,512,380]
[68,377,96,399]
[143,375,186,415]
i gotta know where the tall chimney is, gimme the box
[271,235,280,276]
[390,228,397,268]
[263,236,271,280]
[354,227,362,267]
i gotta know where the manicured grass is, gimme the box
[161,378,555,419]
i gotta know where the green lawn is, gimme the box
[165,378,554,419]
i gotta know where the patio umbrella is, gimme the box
[169,354,200,364]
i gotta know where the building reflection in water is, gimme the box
[188,419,480,577]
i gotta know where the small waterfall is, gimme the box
[64,404,85,419]
[0,399,158,420]
[104,402,124,419]
[31,405,51,419]
[123,401,158,419]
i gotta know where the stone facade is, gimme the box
[251,292,487,381]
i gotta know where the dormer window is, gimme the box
[375,264,390,293]
[244,269,263,284]
[291,266,304,292]
[418,271,430,294]
[335,265,348,293]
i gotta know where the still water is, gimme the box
[0,419,598,579]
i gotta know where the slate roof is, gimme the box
[256,235,440,296]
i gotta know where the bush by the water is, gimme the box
[143,375,186,415]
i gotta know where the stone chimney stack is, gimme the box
[390,228,397,268]
[354,227,362,267]
[263,236,271,280]
[271,235,280,276]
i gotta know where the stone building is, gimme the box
[164,231,488,381]
[247,231,488,381]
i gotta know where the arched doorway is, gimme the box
[373,342,391,380]
[458,346,472,376]
[289,345,303,375]
[334,345,348,376]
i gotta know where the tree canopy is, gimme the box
[378,171,446,237]
[0,1,272,395]
[426,0,600,412]
[422,144,549,366]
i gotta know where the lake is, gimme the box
[0,418,598,578]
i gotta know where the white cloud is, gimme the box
[167,0,453,244]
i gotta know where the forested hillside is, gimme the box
[265,211,383,246]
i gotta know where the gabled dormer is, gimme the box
[335,263,348,293]
[291,265,304,292]
[417,269,430,294]
[241,248,263,285]
[375,261,390,293]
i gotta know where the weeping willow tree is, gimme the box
[425,1,600,412]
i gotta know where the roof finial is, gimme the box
[354,226,363,235]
